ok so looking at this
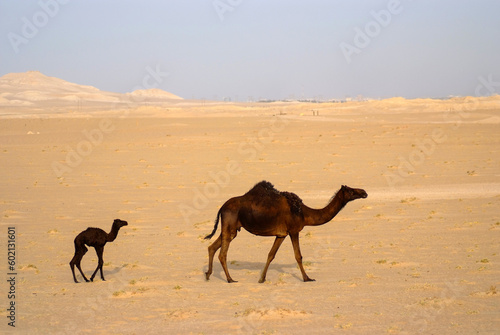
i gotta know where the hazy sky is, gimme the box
[1,0,499,100]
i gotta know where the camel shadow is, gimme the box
[105,265,126,276]
[73,264,126,283]
[203,260,303,282]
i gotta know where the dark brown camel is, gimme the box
[204,181,367,283]
[70,219,128,283]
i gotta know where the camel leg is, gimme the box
[98,248,106,281]
[259,236,286,283]
[90,246,105,282]
[205,234,222,280]
[75,258,90,282]
[70,253,85,283]
[218,229,238,283]
[290,233,315,282]
[70,245,89,283]
[70,254,80,283]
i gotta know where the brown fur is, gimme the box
[241,181,303,216]
[204,181,367,283]
[69,219,128,283]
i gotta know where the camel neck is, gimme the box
[304,192,347,226]
[107,225,121,242]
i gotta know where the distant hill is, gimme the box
[128,88,183,100]
[0,71,182,108]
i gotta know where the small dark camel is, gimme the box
[70,219,128,283]
[204,181,367,283]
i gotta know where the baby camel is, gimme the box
[70,219,128,283]
[205,181,367,283]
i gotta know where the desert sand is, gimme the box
[0,73,499,334]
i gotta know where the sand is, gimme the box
[1,91,499,334]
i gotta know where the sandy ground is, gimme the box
[1,101,499,334]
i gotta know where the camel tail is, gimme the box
[204,209,221,240]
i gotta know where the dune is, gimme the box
[474,116,500,124]
[128,88,183,100]
[0,71,183,112]
[0,71,100,95]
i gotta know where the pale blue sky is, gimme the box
[1,0,499,100]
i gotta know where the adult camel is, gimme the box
[204,181,367,283]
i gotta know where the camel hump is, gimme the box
[75,227,98,238]
[246,181,303,217]
[252,180,278,192]
[246,180,280,197]
[85,227,104,233]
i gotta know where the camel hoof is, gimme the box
[227,279,238,283]
[304,277,315,282]
[205,273,211,281]
[258,278,266,283]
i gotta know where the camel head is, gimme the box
[340,185,368,202]
[113,219,128,229]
